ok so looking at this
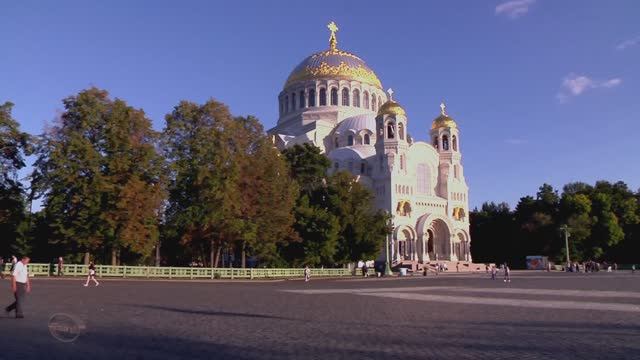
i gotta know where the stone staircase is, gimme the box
[394,260,488,274]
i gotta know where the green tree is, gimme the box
[0,101,31,256]
[326,171,390,264]
[33,88,164,264]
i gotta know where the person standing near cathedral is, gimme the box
[57,257,64,276]
[503,263,511,283]
[304,266,311,282]
[5,256,31,319]
[491,265,497,280]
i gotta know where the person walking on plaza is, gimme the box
[83,261,99,287]
[9,256,17,273]
[503,263,511,283]
[304,265,310,282]
[491,265,497,280]
[5,256,31,319]
[57,257,64,276]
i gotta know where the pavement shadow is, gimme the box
[130,303,296,321]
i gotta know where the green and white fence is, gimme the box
[1,263,372,279]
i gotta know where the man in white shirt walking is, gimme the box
[5,256,31,319]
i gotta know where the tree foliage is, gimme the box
[32,88,165,264]
[471,181,640,266]
[0,102,31,256]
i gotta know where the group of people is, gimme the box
[486,263,511,282]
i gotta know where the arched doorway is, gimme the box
[456,232,469,261]
[417,215,453,261]
[395,226,417,261]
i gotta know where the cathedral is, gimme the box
[268,22,471,269]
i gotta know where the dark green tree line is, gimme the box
[471,181,640,267]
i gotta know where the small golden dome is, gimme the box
[431,102,457,130]
[377,100,406,117]
[431,114,457,130]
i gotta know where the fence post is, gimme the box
[169,267,172,279]
[250,268,253,280]
[123,265,127,279]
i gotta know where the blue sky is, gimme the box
[2,0,639,209]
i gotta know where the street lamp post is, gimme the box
[384,221,393,276]
[560,224,571,268]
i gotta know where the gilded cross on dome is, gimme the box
[387,88,394,101]
[328,21,339,51]
[440,102,447,116]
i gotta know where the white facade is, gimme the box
[268,24,471,266]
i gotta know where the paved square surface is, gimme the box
[1,271,639,359]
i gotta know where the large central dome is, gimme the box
[285,49,382,89]
[284,22,382,89]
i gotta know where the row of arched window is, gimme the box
[280,88,384,115]
[451,192,466,201]
[396,184,413,195]
[335,133,372,148]
[333,160,370,175]
[432,134,458,151]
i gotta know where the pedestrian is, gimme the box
[491,265,497,280]
[57,257,64,277]
[9,256,17,273]
[304,265,310,282]
[503,263,511,283]
[456,262,460,272]
[485,264,489,274]
[363,262,369,278]
[614,263,618,272]
[443,263,448,272]
[632,264,636,274]
[83,261,100,287]
[5,256,31,319]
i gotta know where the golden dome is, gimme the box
[431,102,457,130]
[377,100,406,117]
[284,22,383,89]
[431,114,457,130]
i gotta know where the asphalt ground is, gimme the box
[1,271,639,359]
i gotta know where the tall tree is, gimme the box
[32,88,164,264]
[326,171,390,264]
[0,102,31,256]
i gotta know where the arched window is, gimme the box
[347,135,354,146]
[299,91,305,109]
[279,99,284,114]
[341,88,350,106]
[291,93,296,110]
[398,123,405,140]
[364,133,370,145]
[400,155,404,170]
[334,137,339,148]
[308,89,316,107]
[432,136,439,150]
[452,135,458,151]
[378,96,382,107]
[363,91,369,109]
[454,165,459,179]
[330,88,338,105]
[442,135,449,150]
[319,88,327,106]
[387,122,395,139]
[372,95,377,111]
[284,95,289,113]
[353,89,360,107]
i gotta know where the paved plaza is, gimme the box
[1,271,639,359]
